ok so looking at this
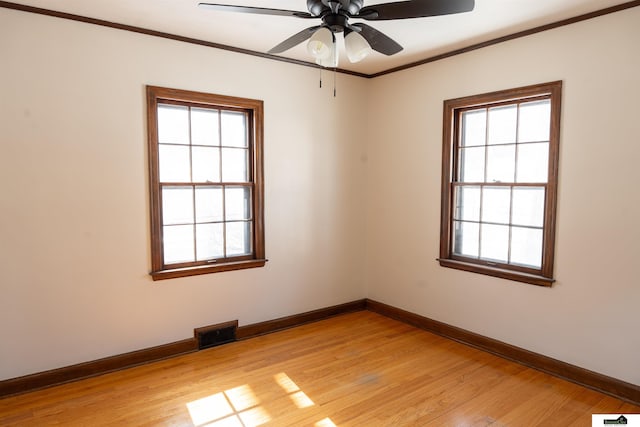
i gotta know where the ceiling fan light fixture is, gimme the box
[344,31,372,63]
[307,27,334,59]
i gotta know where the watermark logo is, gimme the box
[593,414,639,426]
[604,415,628,425]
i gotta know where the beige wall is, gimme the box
[2,5,639,387]
[0,8,368,380]
[365,7,640,385]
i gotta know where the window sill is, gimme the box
[151,259,268,281]
[438,258,554,287]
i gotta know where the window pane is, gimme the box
[191,107,220,146]
[518,100,550,143]
[162,186,194,225]
[453,221,479,258]
[461,109,486,147]
[222,148,249,182]
[221,111,248,148]
[480,223,509,263]
[454,186,480,221]
[512,187,545,227]
[192,146,220,183]
[226,222,252,256]
[196,223,224,260]
[516,142,549,183]
[159,145,190,182]
[511,226,542,268]
[459,146,485,182]
[158,105,189,145]
[195,186,223,223]
[163,225,194,264]
[488,105,517,145]
[486,144,515,183]
[481,187,511,224]
[225,187,252,221]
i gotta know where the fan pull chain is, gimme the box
[319,67,322,88]
[333,68,337,97]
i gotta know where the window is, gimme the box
[147,86,265,280]
[439,81,562,286]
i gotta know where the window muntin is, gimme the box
[147,86,265,280]
[440,82,561,286]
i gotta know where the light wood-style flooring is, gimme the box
[1,311,638,426]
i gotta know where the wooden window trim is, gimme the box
[439,81,562,287]
[147,86,266,280]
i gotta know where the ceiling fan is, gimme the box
[199,0,475,66]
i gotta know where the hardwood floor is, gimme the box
[1,311,638,426]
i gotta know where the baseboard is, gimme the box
[0,338,197,398]
[237,299,367,339]
[365,298,640,406]
[0,299,366,398]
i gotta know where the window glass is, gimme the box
[480,223,509,263]
[486,145,515,183]
[516,143,549,183]
[192,146,220,183]
[454,186,481,222]
[225,187,252,221]
[159,145,190,182]
[226,222,252,256]
[158,105,189,145]
[221,148,248,182]
[221,111,248,148]
[162,186,194,225]
[191,107,220,146]
[511,227,543,268]
[461,109,486,147]
[196,223,225,261]
[488,105,517,145]
[195,187,223,223]
[512,187,545,227]
[459,147,485,182]
[481,187,511,224]
[452,221,479,258]
[518,100,550,143]
[163,225,194,264]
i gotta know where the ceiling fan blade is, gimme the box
[198,3,314,18]
[357,0,474,21]
[268,26,322,54]
[352,23,403,56]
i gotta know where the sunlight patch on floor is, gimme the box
[187,384,270,427]
[315,417,338,427]
[274,372,315,409]
[188,372,337,426]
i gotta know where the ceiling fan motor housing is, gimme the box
[313,0,364,17]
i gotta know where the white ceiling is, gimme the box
[5,0,634,75]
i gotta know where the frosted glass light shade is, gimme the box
[316,41,338,67]
[307,28,333,59]
[344,31,372,63]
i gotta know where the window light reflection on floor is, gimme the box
[315,418,338,427]
[274,372,315,408]
[187,392,234,426]
[187,372,329,427]
[187,384,270,427]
